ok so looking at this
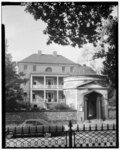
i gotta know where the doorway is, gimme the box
[46,78,54,88]
[84,91,102,120]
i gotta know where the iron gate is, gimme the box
[5,121,117,148]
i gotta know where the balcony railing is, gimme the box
[32,85,44,88]
[32,85,63,89]
[45,85,57,89]
[45,99,65,103]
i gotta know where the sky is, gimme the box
[2,4,118,73]
[2,5,83,63]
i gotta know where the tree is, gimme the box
[25,2,116,48]
[25,2,117,105]
[5,50,27,111]
[94,18,117,88]
[94,18,117,106]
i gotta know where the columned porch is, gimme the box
[30,90,65,108]
[30,74,66,107]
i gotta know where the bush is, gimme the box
[30,107,46,112]
[54,103,73,110]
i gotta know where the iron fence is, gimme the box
[5,121,117,148]
[73,124,116,147]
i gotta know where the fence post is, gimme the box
[68,120,73,147]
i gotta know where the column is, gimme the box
[96,98,99,119]
[30,75,33,89]
[44,76,45,89]
[30,90,32,104]
[104,95,108,119]
[84,97,87,120]
[57,90,59,103]
[44,90,46,101]
[98,98,101,119]
[57,76,58,88]
[30,75,33,103]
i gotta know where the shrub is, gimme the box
[54,103,73,110]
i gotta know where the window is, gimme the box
[70,66,74,72]
[36,121,43,125]
[33,94,35,99]
[26,121,33,124]
[33,65,36,71]
[46,92,54,102]
[24,65,27,70]
[46,78,54,86]
[33,81,36,85]
[62,93,65,99]
[62,66,65,72]
[45,67,52,72]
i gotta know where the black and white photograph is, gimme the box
[2,1,118,148]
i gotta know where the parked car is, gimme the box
[6,119,65,138]
[20,119,49,127]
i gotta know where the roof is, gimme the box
[31,72,71,76]
[77,81,107,89]
[18,53,77,65]
[81,90,102,96]
[72,65,97,76]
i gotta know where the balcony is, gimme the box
[45,85,57,89]
[45,99,65,103]
[32,85,63,89]
[32,85,44,89]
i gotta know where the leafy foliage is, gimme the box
[94,18,117,105]
[25,2,115,47]
[25,2,117,106]
[108,89,116,106]
[5,52,27,111]
[54,103,75,111]
[94,18,117,88]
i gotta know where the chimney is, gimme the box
[53,51,57,56]
[38,50,42,55]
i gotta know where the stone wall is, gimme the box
[6,108,116,126]
[6,111,77,125]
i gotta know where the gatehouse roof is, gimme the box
[72,65,97,76]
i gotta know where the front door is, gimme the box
[84,92,102,120]
[46,92,54,102]
[46,78,54,88]
[87,98,97,120]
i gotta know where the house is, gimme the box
[18,51,108,120]
[18,51,78,108]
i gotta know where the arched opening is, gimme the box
[84,91,103,120]
[45,67,52,72]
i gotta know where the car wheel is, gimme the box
[6,132,13,139]
[44,133,51,138]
